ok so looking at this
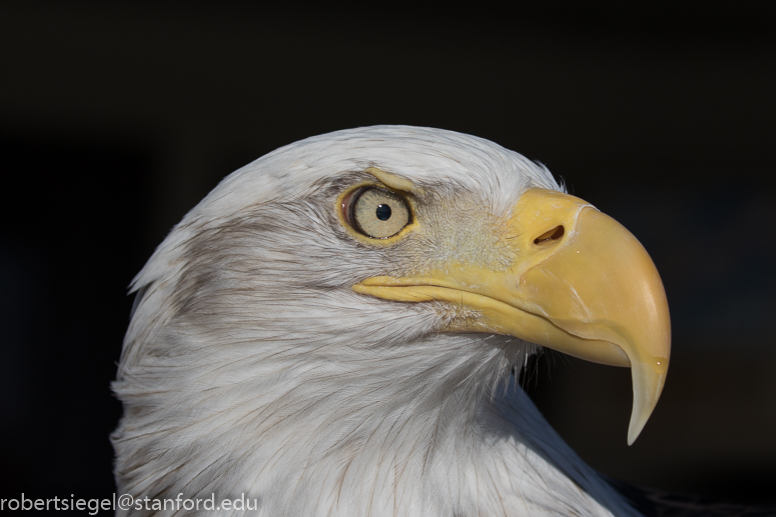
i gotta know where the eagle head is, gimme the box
[113,126,670,516]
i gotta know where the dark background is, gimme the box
[1,1,774,512]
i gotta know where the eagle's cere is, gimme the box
[113,126,671,516]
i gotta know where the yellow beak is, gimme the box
[352,188,671,444]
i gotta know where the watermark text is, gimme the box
[0,493,258,514]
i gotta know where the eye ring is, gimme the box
[342,187,412,239]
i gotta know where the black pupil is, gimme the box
[376,204,392,221]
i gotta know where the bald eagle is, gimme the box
[113,126,671,516]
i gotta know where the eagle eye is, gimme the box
[344,187,411,239]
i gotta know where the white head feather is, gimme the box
[113,126,640,516]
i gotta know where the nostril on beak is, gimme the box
[534,225,565,245]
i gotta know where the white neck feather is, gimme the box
[114,318,639,516]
